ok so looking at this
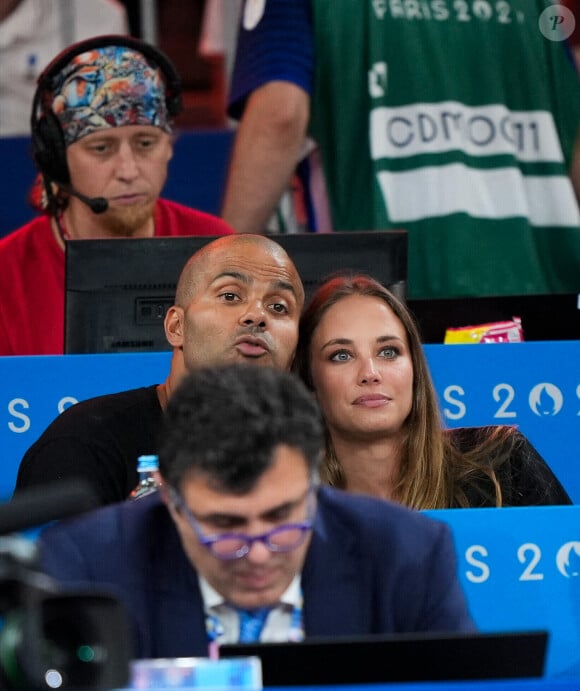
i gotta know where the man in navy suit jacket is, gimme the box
[38,364,475,658]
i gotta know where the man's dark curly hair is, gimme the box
[158,364,324,493]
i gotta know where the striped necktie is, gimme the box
[237,607,271,642]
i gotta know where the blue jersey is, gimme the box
[228,0,313,119]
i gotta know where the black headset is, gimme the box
[30,34,183,187]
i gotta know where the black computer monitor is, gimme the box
[220,630,548,686]
[65,230,407,354]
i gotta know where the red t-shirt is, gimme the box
[0,199,233,355]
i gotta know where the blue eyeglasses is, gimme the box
[170,486,316,561]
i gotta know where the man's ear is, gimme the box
[165,305,184,347]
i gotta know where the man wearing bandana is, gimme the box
[0,35,233,356]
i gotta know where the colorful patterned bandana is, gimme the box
[49,45,173,146]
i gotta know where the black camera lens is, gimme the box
[0,593,131,690]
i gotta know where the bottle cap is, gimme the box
[137,454,159,472]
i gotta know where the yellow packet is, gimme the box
[444,317,524,344]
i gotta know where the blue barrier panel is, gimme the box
[427,341,580,503]
[425,505,580,679]
[1,342,578,501]
[1,352,171,499]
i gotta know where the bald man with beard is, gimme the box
[14,234,305,506]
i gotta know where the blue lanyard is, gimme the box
[204,588,305,655]
[206,611,225,660]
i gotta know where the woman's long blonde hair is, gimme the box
[294,274,509,509]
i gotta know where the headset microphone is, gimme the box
[62,185,109,214]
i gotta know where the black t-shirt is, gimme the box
[448,426,572,507]
[14,385,163,506]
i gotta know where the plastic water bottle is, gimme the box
[130,454,161,500]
